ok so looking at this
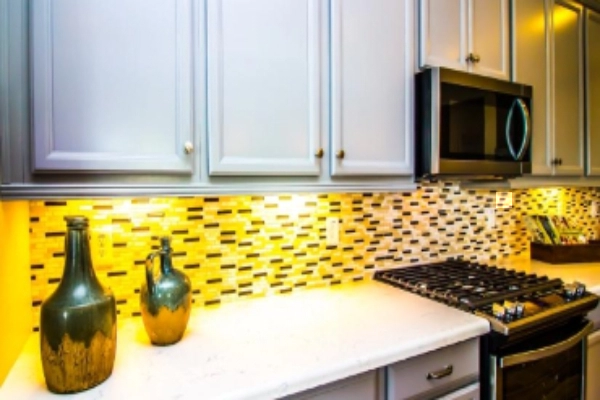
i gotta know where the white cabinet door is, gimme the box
[31,0,194,173]
[207,0,322,176]
[330,0,412,176]
[552,0,584,176]
[585,9,600,176]
[284,370,381,400]
[512,0,552,175]
[470,0,509,79]
[419,0,468,71]
[419,0,509,79]
[587,330,600,400]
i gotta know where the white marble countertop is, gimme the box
[0,281,490,400]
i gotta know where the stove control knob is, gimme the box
[575,281,586,298]
[564,283,576,300]
[515,302,525,318]
[564,283,585,300]
[492,303,506,320]
[503,301,516,317]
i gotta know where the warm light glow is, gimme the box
[0,201,32,386]
[529,187,566,215]
[532,11,547,35]
[529,5,577,35]
[496,192,513,209]
[553,4,578,32]
[263,194,315,220]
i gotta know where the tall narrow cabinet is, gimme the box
[513,0,584,176]
[206,0,323,176]
[585,9,600,176]
[330,0,413,176]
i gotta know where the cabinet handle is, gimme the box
[184,141,194,154]
[426,365,453,380]
[558,158,563,166]
[315,148,324,158]
[336,150,345,159]
[466,53,481,63]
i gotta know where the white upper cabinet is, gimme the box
[419,0,467,73]
[206,0,322,176]
[470,0,510,78]
[586,9,600,176]
[330,0,413,176]
[419,0,510,80]
[512,0,552,175]
[31,0,195,173]
[513,0,584,177]
[551,0,584,176]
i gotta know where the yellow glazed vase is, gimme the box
[140,237,192,345]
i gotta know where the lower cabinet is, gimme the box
[286,338,480,400]
[588,330,600,400]
[437,383,480,400]
[284,370,383,400]
[386,338,479,400]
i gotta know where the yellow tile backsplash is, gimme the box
[27,184,600,331]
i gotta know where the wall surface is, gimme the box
[0,201,31,386]
[24,185,600,331]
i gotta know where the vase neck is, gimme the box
[61,228,100,289]
[159,249,173,274]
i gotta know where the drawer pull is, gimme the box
[426,365,453,380]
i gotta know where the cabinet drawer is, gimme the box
[386,338,479,400]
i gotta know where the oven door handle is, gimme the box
[500,321,593,368]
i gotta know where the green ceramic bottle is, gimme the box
[40,216,117,394]
[140,236,192,346]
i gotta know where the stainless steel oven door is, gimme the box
[490,321,593,400]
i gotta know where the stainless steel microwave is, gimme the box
[415,67,533,178]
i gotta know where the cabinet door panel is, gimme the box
[512,0,552,175]
[330,0,412,176]
[552,1,584,176]
[285,370,381,400]
[587,331,600,400]
[32,0,194,173]
[386,338,478,400]
[207,0,321,176]
[419,0,468,71]
[470,0,509,79]
[586,10,600,176]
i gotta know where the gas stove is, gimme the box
[374,259,599,336]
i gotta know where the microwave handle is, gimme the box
[505,98,532,161]
[499,321,593,368]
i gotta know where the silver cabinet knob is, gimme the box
[184,141,194,154]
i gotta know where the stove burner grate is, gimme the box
[375,259,564,310]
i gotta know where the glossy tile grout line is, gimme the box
[27,183,600,331]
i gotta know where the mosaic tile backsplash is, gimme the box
[28,184,600,331]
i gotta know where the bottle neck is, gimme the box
[61,228,99,288]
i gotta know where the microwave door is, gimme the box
[505,98,532,161]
